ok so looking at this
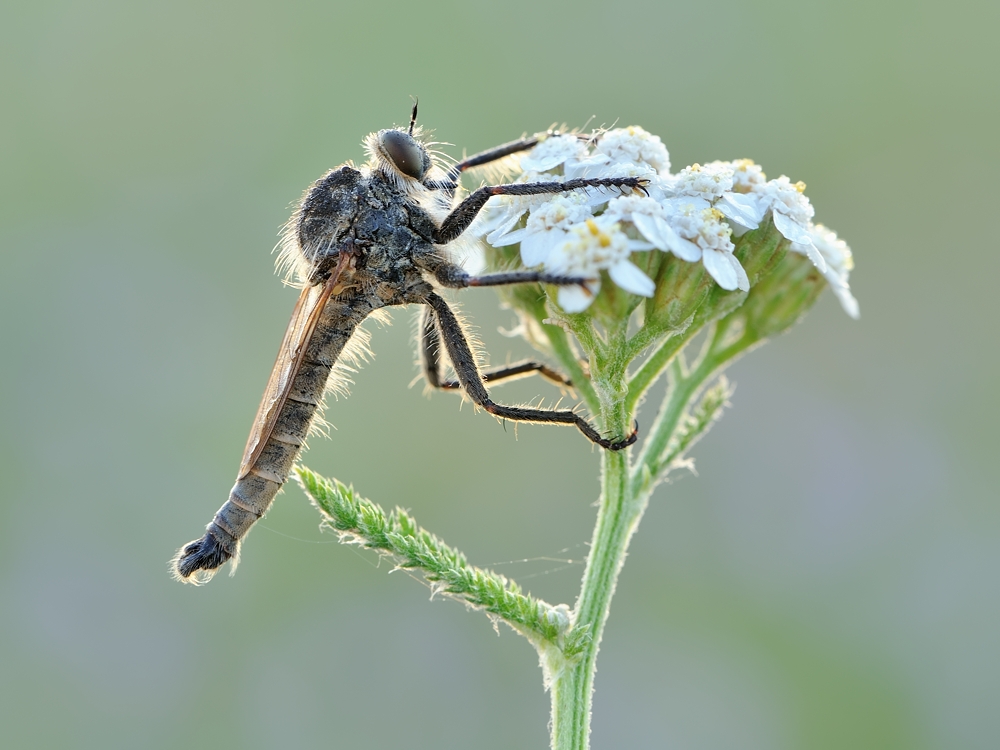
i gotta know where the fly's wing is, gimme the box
[238,277,338,479]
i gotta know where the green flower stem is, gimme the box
[564,315,606,369]
[543,320,601,417]
[624,328,692,415]
[630,357,692,492]
[550,447,649,750]
[549,314,758,749]
[547,350,640,750]
[631,321,754,495]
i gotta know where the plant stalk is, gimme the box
[549,447,651,750]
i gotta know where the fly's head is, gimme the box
[364,127,432,193]
[363,99,439,195]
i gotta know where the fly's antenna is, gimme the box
[409,97,419,135]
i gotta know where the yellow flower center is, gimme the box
[584,219,613,247]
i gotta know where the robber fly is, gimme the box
[172,103,644,583]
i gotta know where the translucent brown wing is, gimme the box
[238,277,338,480]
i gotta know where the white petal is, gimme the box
[521,155,566,172]
[789,238,829,274]
[729,253,750,291]
[832,285,861,319]
[519,136,583,172]
[632,213,666,249]
[580,184,619,206]
[662,196,712,214]
[557,282,599,313]
[608,260,655,297]
[659,220,702,261]
[772,210,813,245]
[521,230,565,267]
[701,247,738,290]
[820,268,860,319]
[731,192,766,221]
[486,214,527,245]
[474,200,521,237]
[565,154,612,179]
[670,236,703,262]
[716,192,761,229]
[627,239,656,251]
[489,226,527,248]
[638,209,702,260]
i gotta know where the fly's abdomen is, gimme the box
[172,296,371,584]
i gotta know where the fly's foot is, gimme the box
[576,417,639,451]
[606,420,640,451]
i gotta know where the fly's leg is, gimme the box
[448,134,551,177]
[423,292,637,451]
[419,307,571,391]
[420,263,595,381]
[424,133,558,194]
[430,265,596,290]
[432,177,648,245]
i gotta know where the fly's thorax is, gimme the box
[288,160,442,284]
[293,165,365,268]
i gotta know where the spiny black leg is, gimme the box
[432,265,593,290]
[424,135,552,197]
[420,304,445,388]
[432,176,648,245]
[440,131,598,183]
[420,306,572,390]
[443,134,548,182]
[424,293,636,451]
[425,132,599,194]
[479,362,573,388]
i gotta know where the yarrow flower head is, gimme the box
[519,134,588,173]
[592,125,671,173]
[544,216,655,313]
[666,202,748,292]
[671,162,734,200]
[474,171,563,245]
[476,124,857,323]
[720,158,768,193]
[750,175,826,271]
[493,192,594,266]
[566,126,671,182]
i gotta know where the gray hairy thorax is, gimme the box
[296,165,441,307]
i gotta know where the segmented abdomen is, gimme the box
[172,293,376,583]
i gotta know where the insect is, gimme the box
[172,103,644,583]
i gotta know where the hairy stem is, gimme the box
[631,320,752,495]
[625,326,695,415]
[550,444,653,750]
[544,320,601,417]
[548,365,649,749]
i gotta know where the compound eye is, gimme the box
[378,130,426,180]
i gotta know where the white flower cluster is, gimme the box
[475,127,858,317]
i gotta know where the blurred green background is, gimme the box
[1,1,997,748]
